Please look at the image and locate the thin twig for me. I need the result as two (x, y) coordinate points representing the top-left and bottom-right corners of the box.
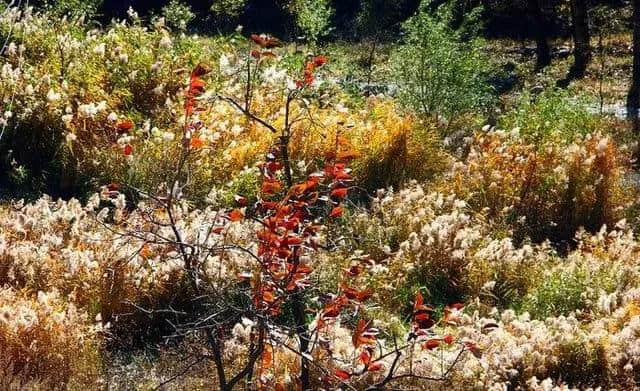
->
(152, 356), (205, 391)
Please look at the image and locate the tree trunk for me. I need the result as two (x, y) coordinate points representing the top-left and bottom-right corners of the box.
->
(569, 0), (591, 78)
(527, 0), (551, 70)
(627, 0), (640, 131)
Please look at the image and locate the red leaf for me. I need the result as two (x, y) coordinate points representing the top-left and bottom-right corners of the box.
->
(190, 78), (205, 89)
(250, 34), (263, 45)
(262, 346), (273, 369)
(117, 119), (134, 132)
(415, 312), (430, 323)
(423, 339), (440, 350)
(250, 34), (282, 48)
(262, 179), (282, 194)
(359, 348), (383, 372)
(331, 187), (348, 199)
(368, 362), (384, 372)
(352, 319), (376, 348)
(413, 292), (434, 312)
(322, 303), (342, 319)
(443, 335), (455, 345)
(334, 369), (351, 380)
(356, 289), (373, 302)
(414, 292), (424, 311)
(262, 289), (275, 303)
(284, 235), (303, 246)
(343, 286), (373, 302)
(313, 55), (328, 67)
(228, 209), (244, 222)
(123, 144), (133, 156)
(329, 206), (343, 218)
(359, 350), (371, 365)
(413, 292), (435, 329)
(265, 160), (283, 172)
(344, 264), (363, 277)
(304, 72), (314, 85)
(464, 340), (482, 358)
(261, 201), (278, 210)
(414, 312), (434, 329)
(106, 183), (120, 191)
(191, 63), (212, 78)
(304, 62), (316, 73)
(290, 182), (309, 196)
(190, 137), (204, 149)
(185, 101), (195, 116)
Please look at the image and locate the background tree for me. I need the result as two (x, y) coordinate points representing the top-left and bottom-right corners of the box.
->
(527, 0), (552, 70)
(356, 0), (420, 84)
(568, 0), (592, 79)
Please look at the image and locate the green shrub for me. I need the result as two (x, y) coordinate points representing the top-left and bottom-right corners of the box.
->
(289, 0), (334, 44)
(522, 267), (591, 319)
(499, 89), (611, 145)
(161, 0), (195, 31)
(0, 9), (212, 199)
(392, 1), (495, 128)
(522, 260), (622, 320)
(34, 0), (103, 18)
(210, 0), (246, 24)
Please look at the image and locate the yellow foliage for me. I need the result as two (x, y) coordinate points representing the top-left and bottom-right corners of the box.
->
(0, 288), (101, 388)
(442, 130), (636, 243)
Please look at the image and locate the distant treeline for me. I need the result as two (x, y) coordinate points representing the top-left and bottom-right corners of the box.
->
(29, 0), (631, 40)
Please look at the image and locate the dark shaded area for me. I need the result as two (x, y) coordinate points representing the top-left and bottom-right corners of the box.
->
(0, 123), (93, 201)
(82, 0), (418, 40)
(26, 0), (630, 41)
(100, 0), (294, 37)
(487, 62), (521, 95)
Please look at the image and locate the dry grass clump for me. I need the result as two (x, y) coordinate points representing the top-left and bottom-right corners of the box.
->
(0, 288), (102, 389)
(443, 128), (637, 244)
(340, 183), (546, 310)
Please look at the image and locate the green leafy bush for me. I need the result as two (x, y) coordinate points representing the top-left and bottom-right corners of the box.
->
(0, 9), (208, 199)
(522, 267), (592, 319)
(522, 256), (625, 320)
(289, 0), (334, 44)
(161, 0), (195, 31)
(210, 0), (246, 23)
(392, 1), (495, 127)
(499, 89), (612, 145)
(33, 0), (103, 18)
